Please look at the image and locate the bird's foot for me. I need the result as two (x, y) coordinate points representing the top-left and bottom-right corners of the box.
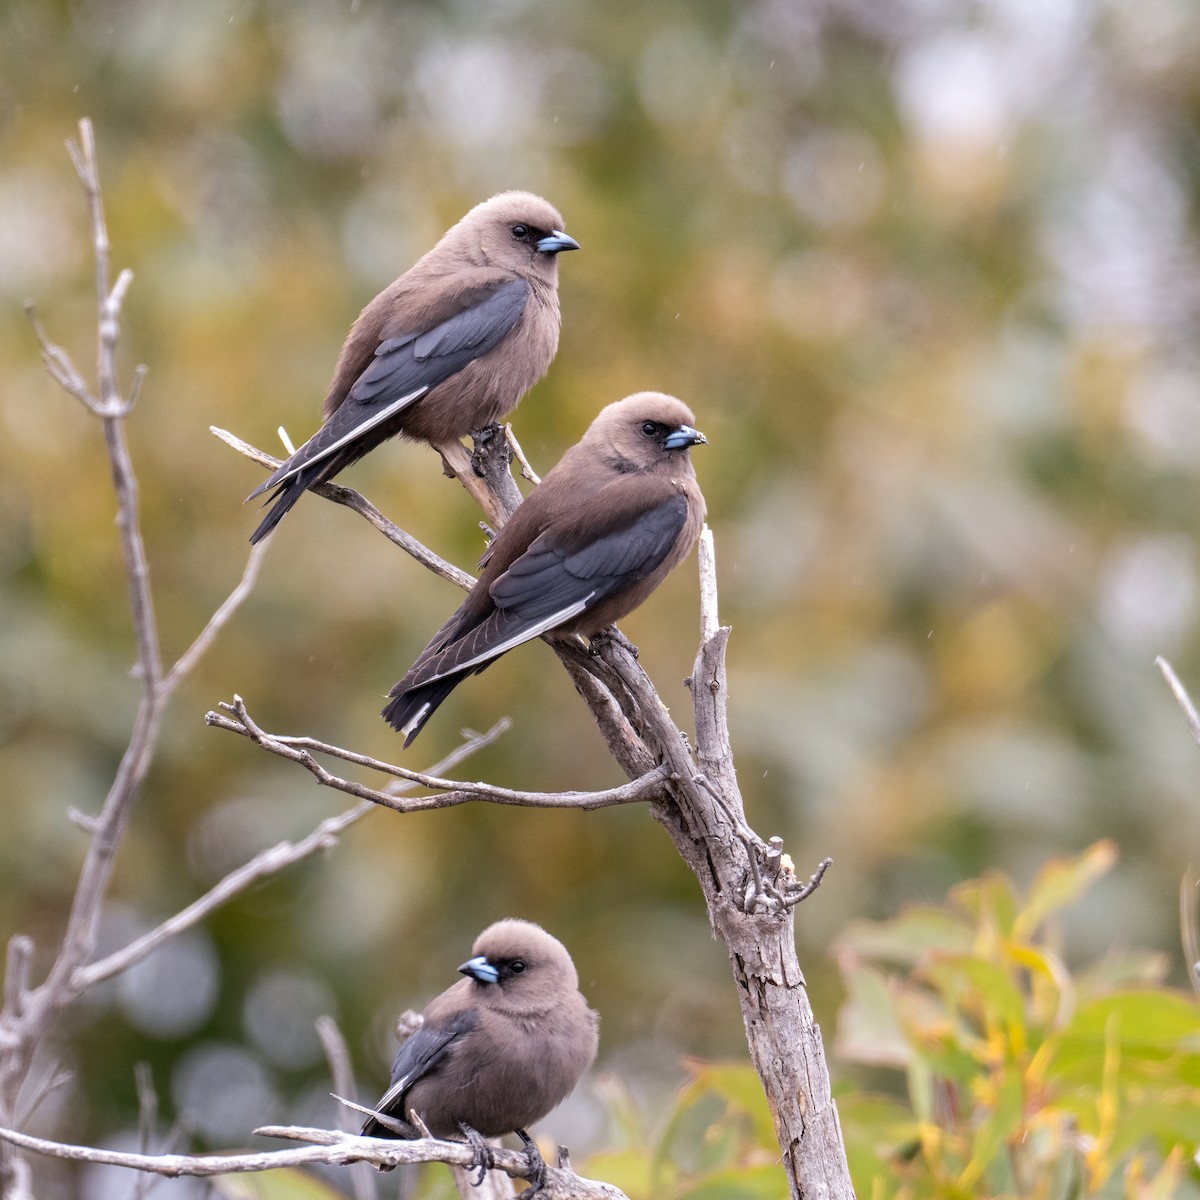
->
(515, 1129), (548, 1196)
(590, 626), (640, 660)
(457, 1122), (495, 1187)
(469, 423), (509, 478)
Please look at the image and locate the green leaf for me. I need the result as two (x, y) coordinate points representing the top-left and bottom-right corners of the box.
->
(656, 1082), (734, 1174)
(1002, 940), (1069, 1031)
(1050, 991), (1200, 1087)
(1013, 840), (1117, 939)
(924, 954), (1028, 1038)
(1106, 1095), (1200, 1162)
(213, 1170), (346, 1200)
(951, 871), (1018, 939)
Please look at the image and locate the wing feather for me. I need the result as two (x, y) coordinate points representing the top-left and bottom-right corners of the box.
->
(247, 277), (530, 501)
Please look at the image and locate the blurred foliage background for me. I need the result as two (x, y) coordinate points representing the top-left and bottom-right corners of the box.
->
(3, 0), (1200, 1195)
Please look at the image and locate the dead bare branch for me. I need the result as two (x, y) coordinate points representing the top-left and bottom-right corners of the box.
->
(205, 695), (671, 812)
(0, 1125), (628, 1199)
(211, 425), (475, 591)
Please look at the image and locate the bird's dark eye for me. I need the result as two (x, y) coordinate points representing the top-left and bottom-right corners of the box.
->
(510, 959), (526, 974)
(511, 224), (529, 239)
(641, 422), (658, 437)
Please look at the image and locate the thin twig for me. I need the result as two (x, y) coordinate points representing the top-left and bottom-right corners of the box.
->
(0, 1125), (628, 1197)
(162, 541), (270, 694)
(11, 1065), (71, 1131)
(206, 695), (671, 812)
(1, 125), (167, 1175)
(505, 423), (541, 485)
(212, 426), (474, 591)
(24, 303), (97, 413)
(782, 857), (833, 909)
(696, 527), (718, 643)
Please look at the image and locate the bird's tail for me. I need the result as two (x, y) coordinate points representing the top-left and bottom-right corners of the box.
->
(381, 672), (471, 747)
(360, 1111), (417, 1173)
(248, 476), (310, 544)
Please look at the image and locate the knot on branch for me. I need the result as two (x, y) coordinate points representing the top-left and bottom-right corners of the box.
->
(741, 838), (834, 914)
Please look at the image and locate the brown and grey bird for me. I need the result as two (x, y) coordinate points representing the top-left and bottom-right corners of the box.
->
(246, 191), (578, 543)
(382, 391), (707, 745)
(361, 919), (599, 1187)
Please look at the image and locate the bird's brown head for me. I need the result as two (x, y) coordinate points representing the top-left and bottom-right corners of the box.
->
(583, 391), (708, 475)
(458, 918), (580, 1015)
(445, 191), (578, 282)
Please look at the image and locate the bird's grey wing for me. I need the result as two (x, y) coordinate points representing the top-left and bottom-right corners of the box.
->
(248, 277), (530, 497)
(366, 1009), (479, 1125)
(417, 493), (691, 681)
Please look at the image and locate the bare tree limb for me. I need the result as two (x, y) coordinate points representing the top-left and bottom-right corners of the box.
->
(205, 696), (671, 813)
(433, 433), (521, 532)
(0, 1125), (628, 1199)
(211, 425), (474, 591)
(1, 944), (31, 1027)
(2, 120), (167, 1193)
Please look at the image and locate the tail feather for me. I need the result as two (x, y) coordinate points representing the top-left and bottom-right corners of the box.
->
(248, 477), (309, 543)
(382, 672), (472, 747)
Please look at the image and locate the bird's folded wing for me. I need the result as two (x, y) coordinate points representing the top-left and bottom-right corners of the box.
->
(368, 1010), (478, 1121)
(414, 493), (691, 682)
(248, 277), (530, 497)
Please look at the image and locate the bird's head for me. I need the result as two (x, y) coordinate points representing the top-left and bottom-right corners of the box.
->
(458, 918), (580, 1014)
(453, 191), (579, 279)
(584, 392), (707, 474)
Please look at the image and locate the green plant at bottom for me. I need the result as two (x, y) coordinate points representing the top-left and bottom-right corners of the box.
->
(832, 841), (1200, 1199)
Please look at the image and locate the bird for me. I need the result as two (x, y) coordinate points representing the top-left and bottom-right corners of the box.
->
(246, 191), (579, 543)
(382, 391), (707, 745)
(360, 918), (599, 1189)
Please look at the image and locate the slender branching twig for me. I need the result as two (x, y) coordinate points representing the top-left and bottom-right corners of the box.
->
(205, 696), (672, 813)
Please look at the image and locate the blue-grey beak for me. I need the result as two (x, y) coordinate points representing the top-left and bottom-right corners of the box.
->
(459, 955), (500, 985)
(664, 423), (707, 450)
(536, 229), (580, 255)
